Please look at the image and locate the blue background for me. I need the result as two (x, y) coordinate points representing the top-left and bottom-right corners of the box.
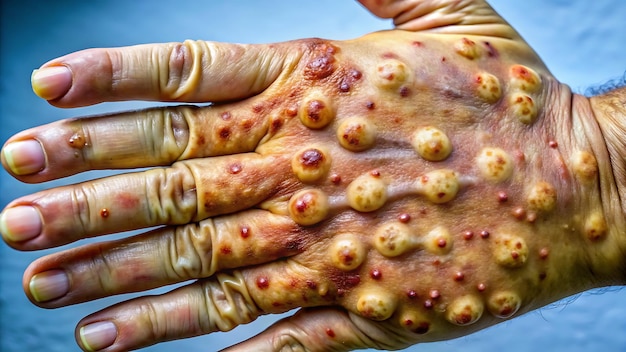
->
(1, 1), (626, 351)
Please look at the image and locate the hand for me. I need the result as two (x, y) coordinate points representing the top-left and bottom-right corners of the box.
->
(2, 1), (626, 351)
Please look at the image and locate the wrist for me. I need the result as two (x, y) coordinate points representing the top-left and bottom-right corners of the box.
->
(583, 90), (626, 285)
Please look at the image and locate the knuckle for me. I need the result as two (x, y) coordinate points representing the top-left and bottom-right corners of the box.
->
(198, 272), (259, 333)
(146, 163), (197, 223)
(271, 331), (308, 352)
(168, 221), (216, 279)
(69, 185), (92, 236)
(150, 107), (191, 161)
(159, 40), (203, 99)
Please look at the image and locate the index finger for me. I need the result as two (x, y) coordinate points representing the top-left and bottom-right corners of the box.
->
(32, 40), (295, 107)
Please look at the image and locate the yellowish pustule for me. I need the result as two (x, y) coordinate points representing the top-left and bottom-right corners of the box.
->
(445, 294), (484, 326)
(356, 289), (398, 321)
(492, 233), (529, 268)
(510, 93), (538, 124)
(416, 169), (460, 204)
(374, 58), (409, 89)
(475, 72), (502, 103)
(336, 116), (377, 152)
(509, 64), (542, 93)
(299, 91), (335, 129)
(329, 233), (367, 271)
(527, 181), (557, 213)
(476, 147), (514, 182)
(287, 189), (330, 226)
(346, 172), (388, 212)
(411, 126), (453, 161)
(373, 222), (415, 257)
(291, 146), (332, 183)
(487, 290), (522, 319)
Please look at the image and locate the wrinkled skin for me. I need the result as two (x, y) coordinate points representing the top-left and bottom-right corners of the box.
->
(2, 1), (626, 351)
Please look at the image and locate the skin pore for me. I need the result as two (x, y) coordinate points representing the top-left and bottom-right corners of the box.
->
(1, 1), (626, 351)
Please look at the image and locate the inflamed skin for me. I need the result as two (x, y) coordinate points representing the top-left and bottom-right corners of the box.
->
(1, 1), (626, 351)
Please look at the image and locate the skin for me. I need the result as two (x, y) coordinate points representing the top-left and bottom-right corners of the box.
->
(1, 0), (626, 351)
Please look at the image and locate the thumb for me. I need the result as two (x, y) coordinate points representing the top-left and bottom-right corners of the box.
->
(357, 0), (519, 39)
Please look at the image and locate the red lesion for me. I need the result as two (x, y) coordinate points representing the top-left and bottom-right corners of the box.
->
(117, 193), (139, 209)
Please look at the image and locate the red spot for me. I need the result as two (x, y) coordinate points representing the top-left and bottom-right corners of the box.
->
(437, 238), (447, 248)
(370, 269), (383, 280)
(480, 230), (490, 239)
(432, 259), (441, 266)
(511, 251), (520, 260)
(399, 213), (411, 223)
(218, 127), (231, 139)
(240, 226), (251, 238)
(404, 319), (414, 326)
(549, 140), (558, 148)
(117, 194), (139, 209)
(329, 271), (361, 292)
(229, 163), (242, 174)
(295, 198), (309, 213)
(305, 100), (326, 123)
(512, 207), (526, 220)
(272, 301), (282, 307)
(325, 328), (336, 338)
(430, 290), (440, 299)
(382, 52), (397, 59)
(399, 86), (410, 97)
(483, 41), (498, 57)
(424, 300), (433, 309)
(306, 280), (318, 290)
(271, 118), (284, 133)
(304, 41), (337, 80)
(437, 192), (446, 199)
(330, 174), (342, 184)
(412, 41), (424, 47)
(441, 56), (447, 62)
(366, 101), (376, 110)
(413, 322), (430, 334)
(539, 248), (549, 260)
(100, 208), (109, 218)
(539, 272), (547, 281)
(300, 149), (324, 167)
(285, 106), (298, 117)
(497, 191), (508, 203)
(477, 283), (486, 292)
(463, 231), (474, 240)
(220, 111), (232, 120)
(252, 103), (264, 114)
(241, 119), (253, 131)
(197, 135), (206, 145)
(256, 276), (270, 289)
(407, 290), (418, 299)
(339, 81), (351, 92)
(220, 246), (232, 255)
(370, 170), (381, 177)
(526, 212), (537, 223)
(454, 272), (465, 282)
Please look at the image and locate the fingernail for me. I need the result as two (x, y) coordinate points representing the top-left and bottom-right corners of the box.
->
(0, 206), (42, 242)
(29, 270), (69, 302)
(31, 66), (72, 100)
(80, 321), (117, 352)
(3, 140), (46, 175)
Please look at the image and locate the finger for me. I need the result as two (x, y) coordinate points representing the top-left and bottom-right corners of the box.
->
(357, 0), (519, 38)
(73, 262), (326, 352)
(31, 40), (294, 106)
(2, 100), (278, 182)
(223, 308), (398, 352)
(224, 305), (484, 351)
(1, 153), (287, 249)
(23, 210), (309, 307)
